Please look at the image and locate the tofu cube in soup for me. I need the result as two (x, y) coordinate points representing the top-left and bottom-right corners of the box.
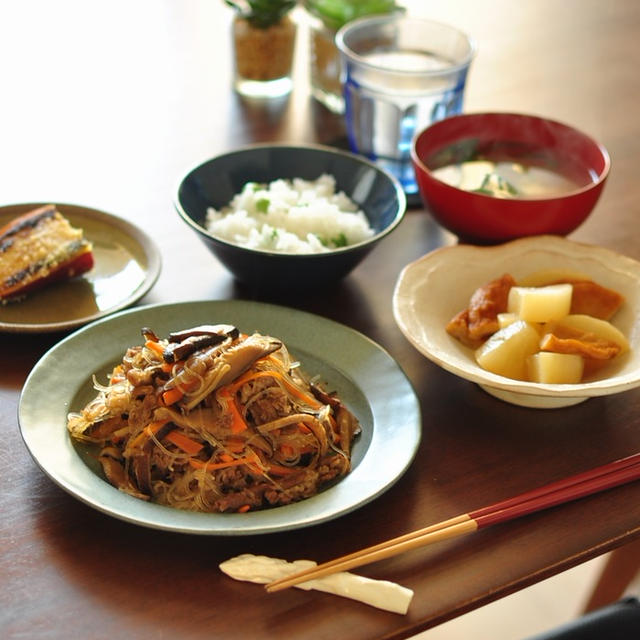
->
(475, 320), (540, 380)
(507, 284), (573, 323)
(527, 352), (584, 384)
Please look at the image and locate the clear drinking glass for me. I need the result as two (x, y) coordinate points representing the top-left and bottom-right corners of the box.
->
(336, 15), (475, 194)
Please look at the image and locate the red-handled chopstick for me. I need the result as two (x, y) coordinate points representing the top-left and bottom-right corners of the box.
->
(265, 452), (640, 592)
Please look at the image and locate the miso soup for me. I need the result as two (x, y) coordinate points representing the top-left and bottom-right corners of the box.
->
(427, 139), (595, 199)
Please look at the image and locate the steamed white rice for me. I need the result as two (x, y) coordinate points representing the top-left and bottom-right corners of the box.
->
(205, 174), (374, 254)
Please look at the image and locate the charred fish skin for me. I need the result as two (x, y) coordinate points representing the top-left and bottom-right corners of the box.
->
(0, 205), (94, 302)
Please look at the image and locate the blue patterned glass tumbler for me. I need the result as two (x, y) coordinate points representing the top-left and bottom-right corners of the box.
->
(336, 15), (475, 195)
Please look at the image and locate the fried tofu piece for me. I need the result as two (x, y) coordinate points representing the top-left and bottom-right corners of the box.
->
(446, 308), (478, 348)
(446, 274), (516, 347)
(565, 280), (625, 320)
(540, 325), (621, 360)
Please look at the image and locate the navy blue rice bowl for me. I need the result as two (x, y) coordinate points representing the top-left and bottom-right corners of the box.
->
(174, 144), (406, 290)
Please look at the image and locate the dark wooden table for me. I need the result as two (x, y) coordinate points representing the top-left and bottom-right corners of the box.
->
(2, 1), (639, 638)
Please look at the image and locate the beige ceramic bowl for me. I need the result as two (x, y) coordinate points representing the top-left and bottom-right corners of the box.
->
(393, 236), (640, 408)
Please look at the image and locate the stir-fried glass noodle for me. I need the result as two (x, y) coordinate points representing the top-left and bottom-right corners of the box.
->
(67, 324), (361, 513)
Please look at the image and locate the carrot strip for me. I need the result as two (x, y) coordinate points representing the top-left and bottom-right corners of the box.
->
(162, 378), (201, 406)
(162, 387), (184, 406)
(145, 420), (170, 436)
(109, 365), (125, 384)
(217, 388), (248, 433)
(145, 339), (165, 358)
(164, 430), (204, 455)
(237, 504), (251, 513)
(128, 419), (170, 450)
(229, 402), (247, 434)
(161, 361), (174, 374)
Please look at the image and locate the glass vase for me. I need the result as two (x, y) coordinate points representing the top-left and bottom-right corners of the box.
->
(232, 15), (297, 98)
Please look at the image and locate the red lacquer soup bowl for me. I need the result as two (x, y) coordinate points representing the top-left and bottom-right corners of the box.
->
(411, 113), (610, 244)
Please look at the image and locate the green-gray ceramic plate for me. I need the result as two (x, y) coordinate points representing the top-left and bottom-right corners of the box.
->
(19, 300), (421, 535)
(0, 203), (161, 333)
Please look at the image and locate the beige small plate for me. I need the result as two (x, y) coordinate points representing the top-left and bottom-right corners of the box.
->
(0, 203), (161, 333)
(393, 235), (640, 408)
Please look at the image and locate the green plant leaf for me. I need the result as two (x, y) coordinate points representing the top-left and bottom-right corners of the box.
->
(226, 0), (296, 28)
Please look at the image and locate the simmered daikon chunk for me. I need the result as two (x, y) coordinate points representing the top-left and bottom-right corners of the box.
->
(498, 313), (547, 338)
(527, 352), (584, 384)
(507, 284), (573, 323)
(475, 320), (540, 380)
(497, 312), (518, 329)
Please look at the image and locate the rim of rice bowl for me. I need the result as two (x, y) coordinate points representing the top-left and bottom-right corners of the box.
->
(175, 145), (406, 258)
